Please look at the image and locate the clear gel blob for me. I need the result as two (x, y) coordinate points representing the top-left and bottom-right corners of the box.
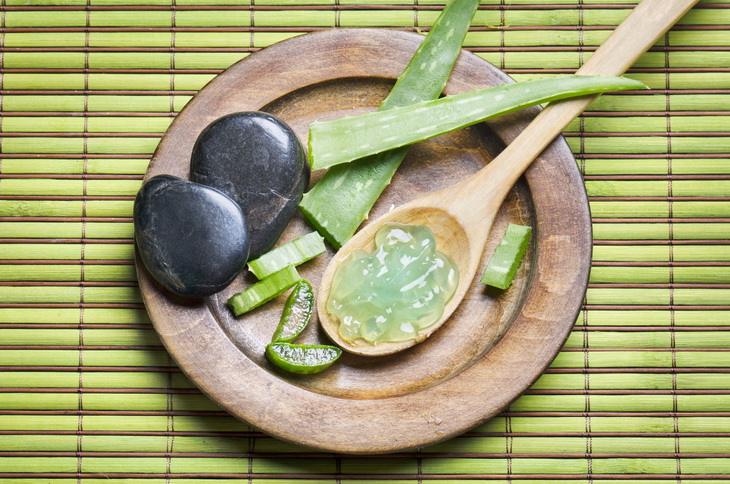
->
(326, 223), (459, 344)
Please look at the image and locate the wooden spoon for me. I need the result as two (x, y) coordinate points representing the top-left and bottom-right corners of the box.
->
(318, 0), (700, 357)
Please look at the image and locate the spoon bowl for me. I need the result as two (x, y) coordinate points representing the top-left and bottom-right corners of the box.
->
(317, 0), (700, 357)
(318, 205), (475, 356)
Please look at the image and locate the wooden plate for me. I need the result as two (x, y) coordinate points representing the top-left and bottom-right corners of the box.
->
(138, 28), (591, 454)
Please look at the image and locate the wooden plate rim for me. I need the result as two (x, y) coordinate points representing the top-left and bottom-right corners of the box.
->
(137, 28), (592, 454)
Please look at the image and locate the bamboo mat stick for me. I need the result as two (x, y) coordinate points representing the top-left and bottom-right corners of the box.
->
(1, 371), (194, 389)
(588, 94), (730, 111)
(0, 179), (141, 196)
(0, 328), (160, 346)
(0, 349), (171, 367)
(0, 243), (134, 260)
(553, 351), (730, 369)
(593, 245), (730, 261)
(590, 201), (730, 217)
(0, 222), (134, 238)
(564, 331), (730, 348)
(477, 414), (730, 433)
(3, 95), (191, 112)
(534, 372), (730, 390)
(0, 286), (142, 304)
(586, 180), (730, 197)
(0, 265), (136, 282)
(2, 117), (172, 132)
(589, 266), (730, 284)
(0, 200), (134, 217)
(0, 414), (250, 432)
(593, 222), (730, 240)
(586, 287), (730, 305)
(0, 159), (149, 175)
(2, 138), (160, 154)
(577, 309), (730, 326)
(0, 308), (148, 324)
(567, 115), (730, 132)
(568, 136), (730, 154)
(583, 158), (730, 175)
(0, 7), (694, 29)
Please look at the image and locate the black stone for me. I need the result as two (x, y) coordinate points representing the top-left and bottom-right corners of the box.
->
(134, 175), (250, 298)
(191, 111), (309, 259)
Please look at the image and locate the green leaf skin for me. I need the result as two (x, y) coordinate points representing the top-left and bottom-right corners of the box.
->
(309, 75), (648, 171)
(480, 224), (533, 290)
(227, 264), (301, 317)
(247, 231), (326, 280)
(299, 0), (480, 249)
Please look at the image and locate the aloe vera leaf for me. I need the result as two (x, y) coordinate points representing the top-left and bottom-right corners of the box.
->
(247, 231), (326, 280)
(480, 224), (532, 290)
(310, 75), (647, 171)
(299, 0), (480, 249)
(227, 264), (301, 317)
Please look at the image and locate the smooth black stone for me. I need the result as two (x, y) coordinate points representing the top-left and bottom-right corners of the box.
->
(134, 175), (250, 298)
(190, 111), (309, 259)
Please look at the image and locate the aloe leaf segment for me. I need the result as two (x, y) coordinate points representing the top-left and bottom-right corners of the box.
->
(227, 264), (301, 317)
(299, 0), (480, 248)
(247, 231), (326, 280)
(271, 280), (315, 343)
(309, 75), (647, 171)
(480, 224), (533, 290)
(266, 343), (342, 374)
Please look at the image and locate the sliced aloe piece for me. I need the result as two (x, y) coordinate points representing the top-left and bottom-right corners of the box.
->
(309, 75), (647, 171)
(247, 231), (326, 280)
(227, 265), (301, 317)
(266, 342), (342, 374)
(271, 280), (314, 343)
(299, 0), (481, 248)
(480, 224), (532, 290)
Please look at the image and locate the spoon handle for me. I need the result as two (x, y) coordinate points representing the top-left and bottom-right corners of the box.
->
(462, 0), (700, 212)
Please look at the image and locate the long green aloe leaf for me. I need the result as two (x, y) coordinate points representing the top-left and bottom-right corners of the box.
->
(309, 75), (647, 171)
(299, 0), (480, 249)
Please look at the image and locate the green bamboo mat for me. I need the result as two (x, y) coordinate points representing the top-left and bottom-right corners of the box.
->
(2, 0), (730, 481)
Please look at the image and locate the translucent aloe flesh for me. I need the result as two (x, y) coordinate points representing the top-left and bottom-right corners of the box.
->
(309, 75), (647, 171)
(298, 0), (481, 249)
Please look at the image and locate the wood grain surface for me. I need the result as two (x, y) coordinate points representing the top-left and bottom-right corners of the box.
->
(136, 28), (591, 454)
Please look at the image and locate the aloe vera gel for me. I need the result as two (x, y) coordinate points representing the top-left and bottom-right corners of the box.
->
(326, 223), (459, 344)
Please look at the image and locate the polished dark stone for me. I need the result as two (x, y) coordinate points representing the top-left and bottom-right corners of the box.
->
(134, 175), (250, 297)
(191, 111), (309, 259)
